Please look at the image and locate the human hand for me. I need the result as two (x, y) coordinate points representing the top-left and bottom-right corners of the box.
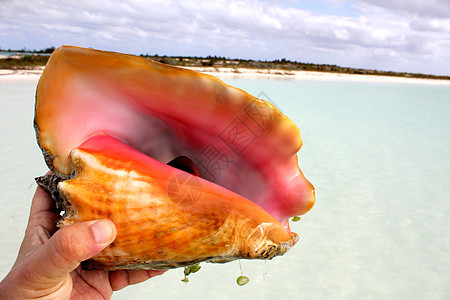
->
(0, 186), (165, 299)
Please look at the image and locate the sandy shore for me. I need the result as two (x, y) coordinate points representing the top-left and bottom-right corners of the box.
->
(0, 67), (44, 81)
(1, 66), (449, 85)
(183, 67), (450, 85)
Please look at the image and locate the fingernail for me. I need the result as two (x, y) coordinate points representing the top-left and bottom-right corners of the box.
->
(91, 220), (114, 244)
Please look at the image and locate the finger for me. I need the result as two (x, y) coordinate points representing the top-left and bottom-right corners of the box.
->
(22, 219), (116, 290)
(16, 225), (51, 263)
(110, 269), (166, 291)
(18, 187), (60, 258)
(30, 186), (55, 216)
(28, 186), (60, 234)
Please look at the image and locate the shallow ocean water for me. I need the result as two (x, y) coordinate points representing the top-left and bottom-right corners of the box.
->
(0, 74), (449, 299)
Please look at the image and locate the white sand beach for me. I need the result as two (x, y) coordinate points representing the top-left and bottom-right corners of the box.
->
(185, 67), (450, 85)
(0, 67), (44, 81)
(1, 66), (449, 85)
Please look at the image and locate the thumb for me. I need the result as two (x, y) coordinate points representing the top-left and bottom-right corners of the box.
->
(26, 219), (116, 288)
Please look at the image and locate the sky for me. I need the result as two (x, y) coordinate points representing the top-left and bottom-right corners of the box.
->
(0, 0), (449, 75)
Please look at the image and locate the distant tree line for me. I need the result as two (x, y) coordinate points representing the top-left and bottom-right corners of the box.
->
(141, 54), (450, 80)
(0, 46), (55, 53)
(0, 46), (448, 80)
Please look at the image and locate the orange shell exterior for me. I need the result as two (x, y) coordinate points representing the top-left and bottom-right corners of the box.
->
(58, 134), (297, 269)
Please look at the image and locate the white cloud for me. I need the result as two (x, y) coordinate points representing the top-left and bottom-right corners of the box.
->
(351, 0), (450, 18)
(0, 0), (449, 75)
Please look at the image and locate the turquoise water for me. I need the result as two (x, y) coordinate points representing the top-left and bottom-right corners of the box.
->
(0, 75), (449, 299)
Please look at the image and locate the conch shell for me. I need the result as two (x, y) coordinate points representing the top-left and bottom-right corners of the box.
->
(34, 46), (315, 270)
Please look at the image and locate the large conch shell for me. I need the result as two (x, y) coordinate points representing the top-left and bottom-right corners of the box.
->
(34, 46), (315, 270)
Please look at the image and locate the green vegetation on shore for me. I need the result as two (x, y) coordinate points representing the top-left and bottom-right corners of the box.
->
(142, 54), (450, 80)
(0, 55), (49, 69)
(1, 47), (449, 80)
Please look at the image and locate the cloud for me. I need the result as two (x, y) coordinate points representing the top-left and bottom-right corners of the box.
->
(351, 0), (450, 18)
(0, 0), (449, 75)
